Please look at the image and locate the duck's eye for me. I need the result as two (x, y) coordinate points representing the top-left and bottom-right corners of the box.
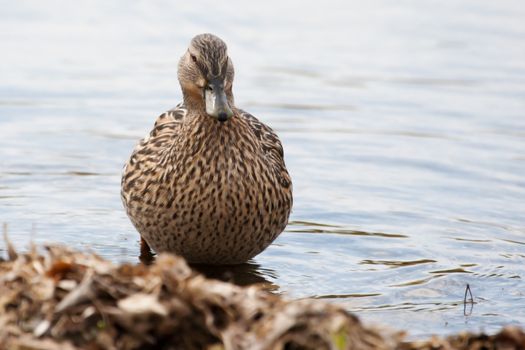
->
(190, 54), (197, 62)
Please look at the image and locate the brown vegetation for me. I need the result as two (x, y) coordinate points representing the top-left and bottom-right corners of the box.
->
(0, 241), (523, 350)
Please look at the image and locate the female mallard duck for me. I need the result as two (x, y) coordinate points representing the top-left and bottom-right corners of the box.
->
(121, 34), (293, 264)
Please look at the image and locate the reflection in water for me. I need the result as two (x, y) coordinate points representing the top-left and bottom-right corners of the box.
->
(288, 221), (408, 238)
(463, 284), (474, 317)
(140, 252), (278, 290)
(138, 238), (277, 289)
(313, 293), (382, 299)
(429, 268), (473, 274)
(389, 277), (436, 288)
(192, 262), (278, 291)
(359, 259), (437, 268)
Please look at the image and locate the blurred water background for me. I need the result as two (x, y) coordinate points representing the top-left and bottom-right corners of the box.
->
(1, 0), (524, 338)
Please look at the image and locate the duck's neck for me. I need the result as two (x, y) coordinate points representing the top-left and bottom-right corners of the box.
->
(182, 90), (207, 116)
(174, 107), (244, 164)
(182, 107), (237, 136)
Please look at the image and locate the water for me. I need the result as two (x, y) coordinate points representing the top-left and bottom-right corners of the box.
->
(1, 0), (524, 338)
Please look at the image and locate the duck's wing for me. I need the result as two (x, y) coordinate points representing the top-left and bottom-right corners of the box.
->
(126, 104), (186, 165)
(121, 104), (186, 202)
(238, 109), (292, 190)
(153, 104), (187, 128)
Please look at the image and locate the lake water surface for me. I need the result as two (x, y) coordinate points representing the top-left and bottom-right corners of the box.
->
(1, 0), (524, 338)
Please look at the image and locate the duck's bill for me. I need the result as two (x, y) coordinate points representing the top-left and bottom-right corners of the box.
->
(205, 80), (233, 122)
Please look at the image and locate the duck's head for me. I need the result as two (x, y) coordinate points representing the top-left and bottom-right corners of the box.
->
(178, 34), (235, 122)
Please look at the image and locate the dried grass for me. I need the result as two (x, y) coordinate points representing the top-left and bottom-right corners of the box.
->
(0, 242), (523, 350)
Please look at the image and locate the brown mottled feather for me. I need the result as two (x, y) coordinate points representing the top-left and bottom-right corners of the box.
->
(121, 35), (292, 264)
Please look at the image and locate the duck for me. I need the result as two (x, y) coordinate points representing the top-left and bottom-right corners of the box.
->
(121, 33), (293, 265)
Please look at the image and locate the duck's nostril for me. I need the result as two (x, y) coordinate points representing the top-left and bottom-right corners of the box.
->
(218, 112), (228, 122)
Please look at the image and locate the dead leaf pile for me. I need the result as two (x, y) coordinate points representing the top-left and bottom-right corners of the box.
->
(0, 244), (390, 350)
(0, 243), (524, 350)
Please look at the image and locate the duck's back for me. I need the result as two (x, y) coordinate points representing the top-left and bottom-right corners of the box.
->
(121, 106), (292, 264)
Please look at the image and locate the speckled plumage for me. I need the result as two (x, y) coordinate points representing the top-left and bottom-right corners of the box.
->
(121, 34), (292, 264)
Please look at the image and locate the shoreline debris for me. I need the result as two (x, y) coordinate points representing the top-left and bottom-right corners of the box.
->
(1, 244), (524, 350)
